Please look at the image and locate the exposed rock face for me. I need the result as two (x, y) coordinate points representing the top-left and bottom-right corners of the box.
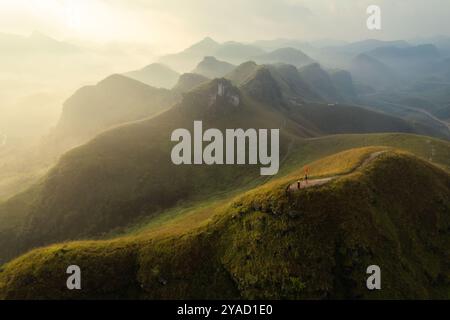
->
(216, 80), (240, 107)
(177, 78), (242, 119)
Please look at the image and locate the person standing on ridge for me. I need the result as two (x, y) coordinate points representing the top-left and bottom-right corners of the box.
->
(304, 166), (309, 185)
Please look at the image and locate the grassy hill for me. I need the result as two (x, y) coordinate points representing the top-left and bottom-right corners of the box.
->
(0, 148), (448, 299)
(2, 36), (450, 300)
(0, 79), (294, 264)
(117, 133), (450, 238)
(0, 74), (444, 265)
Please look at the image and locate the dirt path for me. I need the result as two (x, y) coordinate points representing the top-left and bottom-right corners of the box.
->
(288, 151), (385, 191)
(288, 177), (333, 191)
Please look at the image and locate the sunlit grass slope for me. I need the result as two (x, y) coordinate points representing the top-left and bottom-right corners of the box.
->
(1, 148), (449, 299)
(0, 72), (430, 265)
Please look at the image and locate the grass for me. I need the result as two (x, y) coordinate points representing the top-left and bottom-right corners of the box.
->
(105, 146), (408, 241)
(1, 147), (449, 299)
(1, 128), (450, 266)
(1, 76), (450, 282)
(283, 133), (450, 174)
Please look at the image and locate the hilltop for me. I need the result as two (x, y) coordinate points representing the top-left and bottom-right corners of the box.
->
(0, 149), (448, 299)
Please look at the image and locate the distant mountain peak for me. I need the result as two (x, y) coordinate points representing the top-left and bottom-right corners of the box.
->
(224, 61), (260, 86)
(193, 56), (235, 78)
(124, 63), (179, 88)
(173, 73), (209, 93)
(98, 73), (137, 86)
(238, 60), (258, 68)
(354, 53), (374, 61)
(187, 37), (220, 53)
(201, 36), (218, 44)
(300, 62), (322, 71)
(241, 66), (284, 107)
(254, 47), (314, 68)
(141, 62), (174, 70)
(272, 47), (303, 53)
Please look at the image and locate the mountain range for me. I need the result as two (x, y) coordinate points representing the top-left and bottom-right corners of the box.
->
(0, 35), (450, 299)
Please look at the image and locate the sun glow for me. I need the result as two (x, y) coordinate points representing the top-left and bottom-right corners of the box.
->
(0, 0), (122, 42)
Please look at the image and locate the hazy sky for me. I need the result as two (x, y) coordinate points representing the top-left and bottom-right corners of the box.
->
(1, 0), (450, 52)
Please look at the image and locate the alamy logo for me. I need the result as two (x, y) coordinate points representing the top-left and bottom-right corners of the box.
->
(366, 265), (381, 290)
(367, 5), (381, 30)
(66, 265), (81, 290)
(170, 121), (279, 175)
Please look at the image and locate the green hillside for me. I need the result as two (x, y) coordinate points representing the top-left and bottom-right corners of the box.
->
(0, 74), (445, 265)
(0, 79), (293, 264)
(1, 149), (448, 299)
(119, 134), (450, 238)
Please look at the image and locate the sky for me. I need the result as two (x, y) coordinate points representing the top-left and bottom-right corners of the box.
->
(1, 0), (450, 52)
